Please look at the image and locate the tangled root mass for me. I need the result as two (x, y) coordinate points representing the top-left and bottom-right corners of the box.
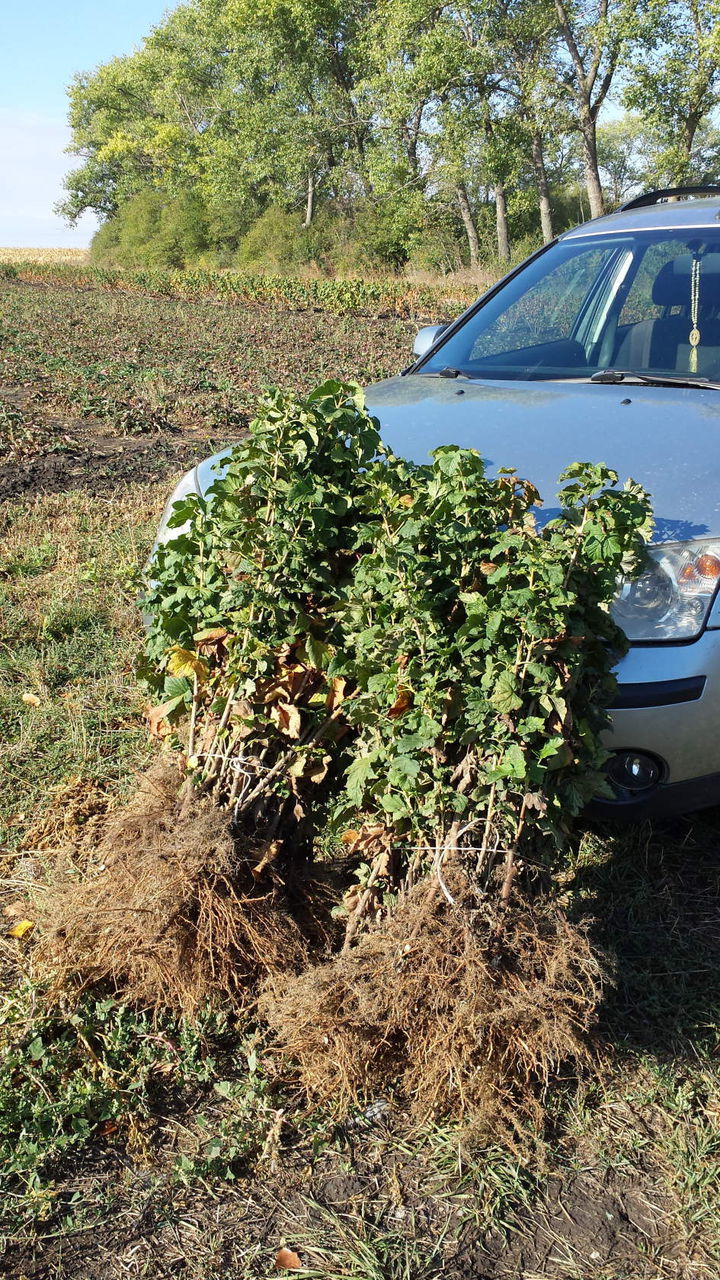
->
(262, 871), (607, 1131)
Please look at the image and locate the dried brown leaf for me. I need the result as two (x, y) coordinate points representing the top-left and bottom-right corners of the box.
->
(276, 1248), (302, 1270)
(194, 627), (229, 644)
(272, 702), (302, 739)
(147, 700), (179, 739)
(305, 754), (331, 784)
(387, 687), (413, 719)
(326, 675), (347, 711)
(3, 901), (26, 918)
(523, 791), (548, 814)
(194, 627), (230, 655)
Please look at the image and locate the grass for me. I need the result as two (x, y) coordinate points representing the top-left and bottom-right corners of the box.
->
(289, 1201), (452, 1279)
(0, 487), (158, 851)
(1, 277), (719, 1278)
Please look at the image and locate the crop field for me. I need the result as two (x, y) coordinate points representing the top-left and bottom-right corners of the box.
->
(0, 248), (89, 265)
(0, 274), (415, 502)
(1, 273), (720, 1280)
(3, 258), (482, 319)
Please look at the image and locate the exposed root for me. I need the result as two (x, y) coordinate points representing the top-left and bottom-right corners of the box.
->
(33, 764), (310, 1015)
(261, 870), (607, 1132)
(27, 767), (609, 1136)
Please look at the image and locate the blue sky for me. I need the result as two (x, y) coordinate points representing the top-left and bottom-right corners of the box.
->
(0, 1), (171, 246)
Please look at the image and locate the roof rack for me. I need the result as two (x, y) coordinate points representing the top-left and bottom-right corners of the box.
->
(619, 185), (720, 212)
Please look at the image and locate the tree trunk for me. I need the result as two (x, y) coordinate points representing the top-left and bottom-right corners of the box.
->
(495, 183), (511, 262)
(531, 131), (554, 242)
(303, 172), (315, 228)
(456, 182), (480, 267)
(680, 111), (702, 183)
(579, 118), (604, 218)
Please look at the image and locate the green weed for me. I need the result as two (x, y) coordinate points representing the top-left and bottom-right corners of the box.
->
(293, 1201), (451, 1279)
(0, 986), (273, 1242)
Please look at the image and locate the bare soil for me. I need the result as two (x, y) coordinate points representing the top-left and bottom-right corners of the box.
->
(7, 1125), (695, 1280)
(0, 387), (241, 503)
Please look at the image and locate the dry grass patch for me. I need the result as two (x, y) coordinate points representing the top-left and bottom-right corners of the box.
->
(0, 484), (164, 850)
(17, 775), (117, 854)
(0, 484), (160, 624)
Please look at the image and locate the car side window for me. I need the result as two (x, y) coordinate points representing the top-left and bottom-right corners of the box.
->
(470, 248), (613, 358)
(618, 242), (688, 325)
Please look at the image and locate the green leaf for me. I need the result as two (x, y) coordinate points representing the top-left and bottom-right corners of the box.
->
(387, 755), (422, 787)
(302, 634), (330, 671)
(345, 754), (376, 806)
(489, 670), (522, 713)
(27, 1037), (45, 1062)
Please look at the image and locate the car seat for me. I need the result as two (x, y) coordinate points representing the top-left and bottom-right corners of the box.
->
(613, 253), (720, 375)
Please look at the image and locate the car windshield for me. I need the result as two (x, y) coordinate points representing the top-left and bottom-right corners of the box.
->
(419, 229), (720, 382)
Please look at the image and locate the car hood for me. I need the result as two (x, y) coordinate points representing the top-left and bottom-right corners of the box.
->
(195, 375), (720, 543)
(364, 375), (720, 542)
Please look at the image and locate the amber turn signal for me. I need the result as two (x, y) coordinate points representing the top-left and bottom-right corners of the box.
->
(695, 553), (720, 579)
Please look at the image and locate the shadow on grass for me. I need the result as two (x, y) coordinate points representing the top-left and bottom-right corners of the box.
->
(574, 808), (720, 1056)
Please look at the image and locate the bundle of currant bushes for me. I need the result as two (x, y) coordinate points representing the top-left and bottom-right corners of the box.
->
(143, 380), (651, 938)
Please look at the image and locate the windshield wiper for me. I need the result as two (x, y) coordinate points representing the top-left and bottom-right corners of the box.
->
(590, 368), (720, 390)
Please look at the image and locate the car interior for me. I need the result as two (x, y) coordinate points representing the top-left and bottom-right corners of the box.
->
(420, 232), (720, 382)
(613, 253), (720, 376)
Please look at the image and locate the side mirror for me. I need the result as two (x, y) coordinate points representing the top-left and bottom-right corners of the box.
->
(413, 324), (448, 359)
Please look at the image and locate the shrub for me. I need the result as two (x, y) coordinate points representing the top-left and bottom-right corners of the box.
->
(235, 205), (330, 271)
(143, 380), (651, 912)
(35, 381), (651, 1129)
(91, 190), (210, 269)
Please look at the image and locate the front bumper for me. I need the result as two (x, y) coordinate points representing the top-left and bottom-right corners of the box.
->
(598, 628), (720, 817)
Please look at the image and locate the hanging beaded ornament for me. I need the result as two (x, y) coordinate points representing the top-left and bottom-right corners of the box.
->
(689, 256), (701, 373)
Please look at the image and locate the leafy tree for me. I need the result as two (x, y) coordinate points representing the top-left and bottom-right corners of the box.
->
(363, 0), (524, 264)
(596, 115), (646, 205)
(624, 0), (720, 184)
(59, 0), (720, 270)
(493, 0), (564, 242)
(552, 0), (636, 217)
(60, 0), (370, 240)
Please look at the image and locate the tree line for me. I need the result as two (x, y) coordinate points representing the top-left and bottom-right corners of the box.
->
(60, 0), (720, 273)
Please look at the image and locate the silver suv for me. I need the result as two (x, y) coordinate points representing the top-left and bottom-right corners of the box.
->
(155, 186), (720, 819)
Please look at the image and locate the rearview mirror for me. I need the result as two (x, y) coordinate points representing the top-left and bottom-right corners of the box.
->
(413, 324), (448, 359)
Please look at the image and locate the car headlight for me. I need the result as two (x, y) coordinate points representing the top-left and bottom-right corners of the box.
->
(612, 540), (720, 641)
